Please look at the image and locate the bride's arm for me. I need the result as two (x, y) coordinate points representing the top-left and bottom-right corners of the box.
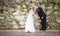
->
(33, 13), (40, 19)
(33, 13), (41, 22)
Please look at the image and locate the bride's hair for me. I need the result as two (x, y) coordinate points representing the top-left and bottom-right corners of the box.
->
(27, 2), (38, 13)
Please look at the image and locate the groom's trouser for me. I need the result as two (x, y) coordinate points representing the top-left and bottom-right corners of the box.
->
(40, 16), (47, 30)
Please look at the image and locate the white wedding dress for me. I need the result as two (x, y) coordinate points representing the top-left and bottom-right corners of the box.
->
(25, 9), (35, 32)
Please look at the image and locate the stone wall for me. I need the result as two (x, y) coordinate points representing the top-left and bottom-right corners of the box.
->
(0, 0), (60, 30)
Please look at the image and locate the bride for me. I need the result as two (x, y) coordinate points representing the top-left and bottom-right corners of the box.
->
(25, 5), (38, 33)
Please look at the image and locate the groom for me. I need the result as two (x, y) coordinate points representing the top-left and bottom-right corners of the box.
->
(37, 7), (47, 31)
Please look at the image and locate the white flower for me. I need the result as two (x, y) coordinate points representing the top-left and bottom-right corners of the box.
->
(0, 17), (4, 19)
(23, 5), (26, 8)
(13, 9), (20, 16)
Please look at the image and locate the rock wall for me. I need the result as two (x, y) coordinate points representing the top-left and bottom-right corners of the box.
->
(0, 0), (60, 30)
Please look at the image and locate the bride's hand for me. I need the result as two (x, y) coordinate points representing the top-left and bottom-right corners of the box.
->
(37, 17), (40, 19)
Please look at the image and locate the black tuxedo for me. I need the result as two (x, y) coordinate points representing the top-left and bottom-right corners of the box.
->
(37, 7), (47, 31)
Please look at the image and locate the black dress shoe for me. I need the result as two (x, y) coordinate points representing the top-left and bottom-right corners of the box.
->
(43, 30), (46, 31)
(39, 29), (43, 31)
(39, 29), (46, 31)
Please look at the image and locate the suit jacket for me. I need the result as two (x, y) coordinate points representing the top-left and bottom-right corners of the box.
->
(37, 7), (47, 26)
(37, 7), (46, 18)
